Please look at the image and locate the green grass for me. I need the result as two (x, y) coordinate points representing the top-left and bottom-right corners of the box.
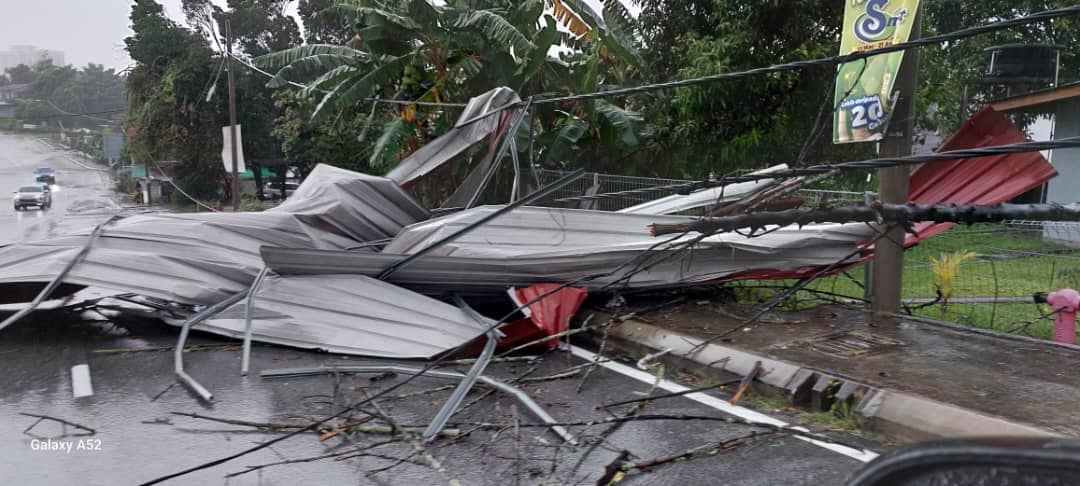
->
(732, 224), (1080, 341)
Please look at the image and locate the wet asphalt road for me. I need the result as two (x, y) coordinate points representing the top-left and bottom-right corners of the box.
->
(0, 132), (117, 245)
(0, 132), (877, 485)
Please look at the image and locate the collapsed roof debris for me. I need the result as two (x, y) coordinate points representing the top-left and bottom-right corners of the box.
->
(202, 274), (490, 359)
(0, 88), (1061, 412)
(617, 164), (787, 215)
(261, 215), (874, 295)
(386, 87), (522, 188)
(0, 164), (429, 306)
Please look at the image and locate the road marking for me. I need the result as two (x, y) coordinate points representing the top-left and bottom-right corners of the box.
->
(568, 345), (879, 463)
(61, 154), (108, 172)
(35, 138), (108, 172)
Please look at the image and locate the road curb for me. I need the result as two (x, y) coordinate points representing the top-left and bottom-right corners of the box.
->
(36, 138), (109, 172)
(593, 318), (1062, 442)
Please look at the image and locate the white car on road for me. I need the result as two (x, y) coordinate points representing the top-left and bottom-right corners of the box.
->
(13, 184), (52, 211)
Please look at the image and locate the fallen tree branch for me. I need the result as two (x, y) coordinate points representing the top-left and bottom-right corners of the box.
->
(729, 361), (763, 405)
(437, 414), (867, 452)
(651, 203), (1080, 237)
(624, 430), (779, 475)
(225, 439), (403, 478)
(169, 412), (307, 431)
(21, 413), (96, 435)
(596, 379), (741, 410)
(94, 344), (240, 355)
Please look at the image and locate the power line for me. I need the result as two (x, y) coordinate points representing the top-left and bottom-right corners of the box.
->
(42, 99), (118, 122)
(20, 107), (126, 121)
(224, 52), (468, 107)
(550, 136), (1080, 204)
(649, 202), (1080, 237)
(532, 5), (1080, 105)
(225, 6), (1079, 129)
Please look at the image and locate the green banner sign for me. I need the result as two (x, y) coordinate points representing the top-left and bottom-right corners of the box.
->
(833, 0), (920, 144)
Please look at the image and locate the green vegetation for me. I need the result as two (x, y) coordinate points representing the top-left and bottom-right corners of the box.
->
(731, 224), (1080, 340)
(257, 0), (646, 180)
(2, 60), (126, 130)
(117, 1), (1080, 200)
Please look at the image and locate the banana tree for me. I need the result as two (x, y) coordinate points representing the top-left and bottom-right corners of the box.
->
(257, 0), (648, 175)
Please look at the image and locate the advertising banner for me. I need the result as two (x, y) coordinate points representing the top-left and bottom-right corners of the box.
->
(834, 0), (920, 144)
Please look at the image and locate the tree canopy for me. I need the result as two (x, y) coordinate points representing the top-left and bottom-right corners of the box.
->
(6, 60), (126, 129)
(119, 0), (1080, 202)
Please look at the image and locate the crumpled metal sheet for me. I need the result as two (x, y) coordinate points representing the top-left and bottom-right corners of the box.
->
(906, 107), (1058, 243)
(385, 87), (521, 187)
(381, 205), (874, 259)
(0, 164), (428, 305)
(617, 164), (787, 215)
(261, 210), (873, 295)
(198, 274), (487, 359)
(0, 245), (254, 305)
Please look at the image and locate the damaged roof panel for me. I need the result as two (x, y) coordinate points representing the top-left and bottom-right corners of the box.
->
(264, 219), (872, 295)
(0, 164), (429, 306)
(907, 107), (1058, 242)
(617, 164), (787, 215)
(382, 205), (874, 259)
(386, 87), (521, 187)
(201, 274), (487, 359)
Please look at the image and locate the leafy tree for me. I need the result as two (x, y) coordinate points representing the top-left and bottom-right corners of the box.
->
(125, 0), (226, 198)
(635, 0), (1080, 185)
(11, 59), (126, 128)
(298, 0), (355, 44)
(920, 0), (1079, 131)
(124, 0), (303, 199)
(634, 0), (875, 182)
(271, 89), (372, 172)
(257, 0), (647, 180)
(4, 64), (35, 84)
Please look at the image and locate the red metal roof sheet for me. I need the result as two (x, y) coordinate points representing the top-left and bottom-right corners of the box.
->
(717, 106), (1057, 282)
(906, 107), (1058, 243)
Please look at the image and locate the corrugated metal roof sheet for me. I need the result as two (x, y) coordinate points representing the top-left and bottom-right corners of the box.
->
(199, 274), (487, 359)
(386, 87), (521, 187)
(907, 107), (1058, 243)
(0, 164), (429, 306)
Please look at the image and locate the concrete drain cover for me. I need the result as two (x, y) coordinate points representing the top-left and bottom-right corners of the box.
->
(802, 331), (904, 358)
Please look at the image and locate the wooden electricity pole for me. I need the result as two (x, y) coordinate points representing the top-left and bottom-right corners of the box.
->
(871, 8), (921, 314)
(225, 20), (240, 212)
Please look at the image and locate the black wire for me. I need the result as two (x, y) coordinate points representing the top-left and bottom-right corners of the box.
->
(232, 7), (1079, 130)
(20, 108), (127, 121)
(531, 6), (1080, 105)
(551, 136), (1080, 204)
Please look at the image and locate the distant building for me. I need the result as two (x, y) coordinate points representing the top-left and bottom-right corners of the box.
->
(991, 82), (1080, 205)
(0, 83), (30, 101)
(0, 45), (65, 72)
(991, 82), (1080, 246)
(0, 101), (15, 118)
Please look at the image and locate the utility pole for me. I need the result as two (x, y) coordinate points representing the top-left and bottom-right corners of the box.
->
(871, 8), (921, 314)
(225, 20), (240, 212)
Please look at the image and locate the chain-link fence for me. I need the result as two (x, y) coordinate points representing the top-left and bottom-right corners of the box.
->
(535, 169), (695, 211)
(799, 221), (1080, 339)
(529, 170), (1079, 341)
(535, 170), (868, 212)
(896, 221), (1080, 337)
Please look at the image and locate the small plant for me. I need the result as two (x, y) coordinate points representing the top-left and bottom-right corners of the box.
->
(929, 250), (979, 313)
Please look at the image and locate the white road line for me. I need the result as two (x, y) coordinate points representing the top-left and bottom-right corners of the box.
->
(35, 138), (108, 172)
(61, 154), (108, 172)
(568, 345), (879, 463)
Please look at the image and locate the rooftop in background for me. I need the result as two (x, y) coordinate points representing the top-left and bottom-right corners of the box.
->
(990, 82), (1080, 112)
(0, 83), (30, 101)
(0, 45), (64, 72)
